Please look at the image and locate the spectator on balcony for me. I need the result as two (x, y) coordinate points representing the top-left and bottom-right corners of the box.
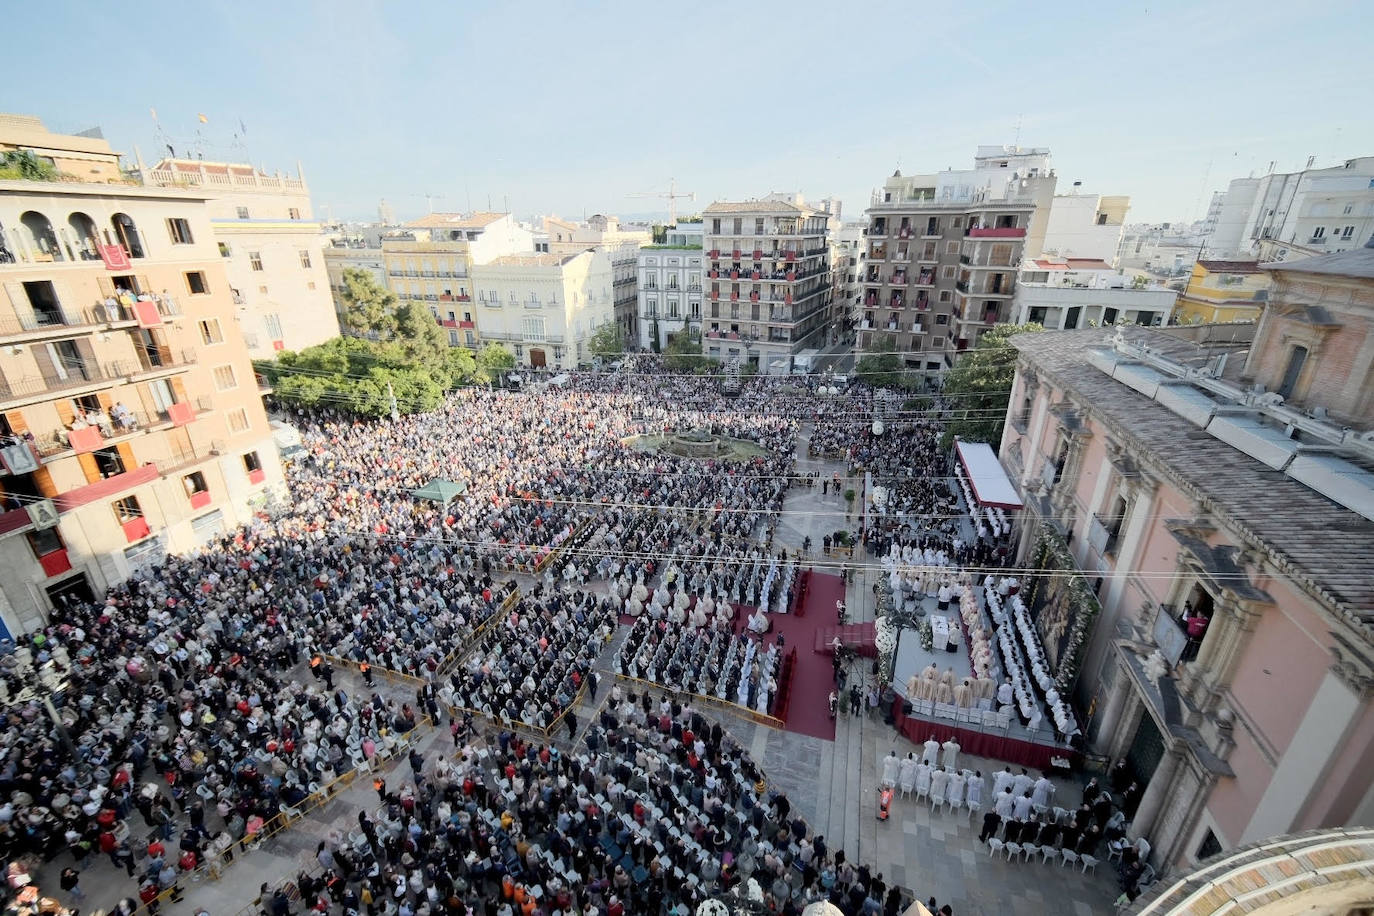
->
(113, 402), (136, 431)
(1183, 607), (1210, 660)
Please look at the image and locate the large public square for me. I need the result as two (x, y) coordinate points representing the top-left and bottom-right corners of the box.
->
(7, 363), (1130, 916)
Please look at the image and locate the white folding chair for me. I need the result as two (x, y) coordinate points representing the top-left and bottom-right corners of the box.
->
(987, 838), (1005, 858)
(1040, 846), (1061, 866)
(1060, 849), (1081, 869)
(1004, 841), (1023, 862)
(1020, 843), (1040, 863)
(1052, 806), (1070, 825)
(1081, 854), (1100, 876)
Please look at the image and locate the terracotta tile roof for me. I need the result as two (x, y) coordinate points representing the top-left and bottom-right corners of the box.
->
(405, 211), (506, 230)
(703, 199), (807, 215)
(1197, 259), (1263, 273)
(1013, 326), (1374, 626)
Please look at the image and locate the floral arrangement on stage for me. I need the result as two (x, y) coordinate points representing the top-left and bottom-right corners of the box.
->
(918, 618), (934, 653)
(875, 613), (899, 684)
(1027, 523), (1103, 694)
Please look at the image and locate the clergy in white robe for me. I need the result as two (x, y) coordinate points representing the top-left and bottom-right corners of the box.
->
(914, 763), (932, 796)
(941, 738), (960, 770)
(906, 674), (921, 698)
(952, 679), (974, 709)
(1031, 775), (1055, 809)
(965, 772), (984, 809)
(930, 766), (949, 802)
(898, 754), (918, 792)
(922, 736), (940, 766)
(934, 681), (953, 705)
(947, 770), (966, 808)
(881, 751), (900, 787)
(939, 667), (957, 688)
(992, 768), (1014, 796)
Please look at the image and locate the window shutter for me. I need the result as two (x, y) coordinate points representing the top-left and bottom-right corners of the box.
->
(33, 468), (57, 498)
(50, 280), (77, 323)
(3, 282), (28, 316)
(96, 276), (116, 298)
(170, 377), (189, 403)
(77, 452), (100, 484)
(116, 442), (137, 471)
(55, 399), (76, 428)
(4, 411), (28, 437)
(96, 391), (113, 411)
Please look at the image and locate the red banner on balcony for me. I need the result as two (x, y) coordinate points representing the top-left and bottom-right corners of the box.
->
(189, 490), (212, 510)
(39, 549), (72, 578)
(122, 517), (151, 542)
(67, 426), (104, 454)
(133, 299), (163, 328)
(167, 402), (195, 427)
(273, 340), (285, 351)
(99, 244), (131, 271)
(248, 468), (266, 485)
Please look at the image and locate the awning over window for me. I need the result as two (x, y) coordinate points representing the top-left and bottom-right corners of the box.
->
(954, 440), (1023, 510)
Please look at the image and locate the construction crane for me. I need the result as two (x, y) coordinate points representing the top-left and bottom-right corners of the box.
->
(628, 178), (696, 225)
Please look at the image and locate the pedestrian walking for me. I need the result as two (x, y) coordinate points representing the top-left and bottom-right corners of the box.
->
(59, 867), (84, 902)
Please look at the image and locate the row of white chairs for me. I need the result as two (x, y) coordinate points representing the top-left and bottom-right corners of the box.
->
(907, 699), (1012, 730)
(987, 838), (1101, 874)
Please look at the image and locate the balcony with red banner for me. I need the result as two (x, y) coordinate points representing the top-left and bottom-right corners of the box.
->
(189, 490), (212, 510)
(38, 549), (72, 578)
(167, 402), (195, 427)
(707, 249), (720, 259)
(122, 516), (150, 542)
(967, 227), (1026, 238)
(248, 467), (266, 485)
(752, 249), (762, 260)
(66, 425), (104, 454)
(57, 463), (158, 513)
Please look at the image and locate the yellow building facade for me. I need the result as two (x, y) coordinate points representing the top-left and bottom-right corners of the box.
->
(1174, 259), (1270, 323)
(0, 179), (284, 636)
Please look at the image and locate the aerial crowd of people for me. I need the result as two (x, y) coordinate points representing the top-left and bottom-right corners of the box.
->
(0, 359), (1118, 915)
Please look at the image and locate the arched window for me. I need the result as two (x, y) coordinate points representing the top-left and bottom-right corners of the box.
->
(111, 213), (145, 259)
(20, 211), (63, 261)
(67, 212), (100, 261)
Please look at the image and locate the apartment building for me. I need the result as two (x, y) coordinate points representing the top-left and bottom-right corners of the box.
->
(830, 221), (867, 343)
(1012, 258), (1176, 330)
(1039, 189), (1131, 265)
(1173, 260), (1269, 324)
(382, 212), (533, 350)
(700, 196), (833, 375)
(638, 222), (704, 352)
(0, 179), (283, 636)
(471, 249), (614, 370)
(862, 171), (1035, 371)
(1203, 156), (1374, 261)
(138, 157), (338, 359)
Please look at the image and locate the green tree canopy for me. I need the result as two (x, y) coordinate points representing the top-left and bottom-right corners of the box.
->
(0, 151), (60, 181)
(339, 268), (397, 338)
(588, 322), (624, 359)
(663, 326), (713, 373)
(475, 343), (515, 384)
(391, 300), (448, 365)
(940, 323), (1043, 448)
(855, 335), (907, 389)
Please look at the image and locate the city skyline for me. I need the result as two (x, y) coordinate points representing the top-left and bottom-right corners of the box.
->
(6, 0), (1373, 225)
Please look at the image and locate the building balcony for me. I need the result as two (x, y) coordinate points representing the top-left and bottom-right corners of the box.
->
(730, 292), (739, 301)
(54, 462), (159, 513)
(921, 230), (942, 239)
(966, 227), (1026, 238)
(1087, 513), (1121, 558)
(784, 251), (797, 262)
(707, 249), (720, 259)
(890, 272), (907, 285)
(0, 302), (139, 342)
(752, 249), (763, 260)
(897, 227), (912, 239)
(868, 225), (888, 238)
(956, 280), (970, 293)
(914, 272), (935, 287)
(749, 292), (760, 302)
(732, 249), (742, 259)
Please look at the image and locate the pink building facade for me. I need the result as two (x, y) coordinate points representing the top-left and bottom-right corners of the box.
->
(997, 246), (1374, 877)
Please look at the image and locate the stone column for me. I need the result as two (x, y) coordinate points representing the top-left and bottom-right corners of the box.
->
(1092, 661), (1135, 754)
(1131, 747), (1182, 843)
(1106, 691), (1145, 762)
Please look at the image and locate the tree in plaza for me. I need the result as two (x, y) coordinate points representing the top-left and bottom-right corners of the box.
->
(339, 268), (398, 338)
(939, 322), (1043, 448)
(663, 325), (712, 373)
(475, 342), (516, 384)
(390, 299), (448, 365)
(855, 335), (906, 389)
(588, 321), (624, 360)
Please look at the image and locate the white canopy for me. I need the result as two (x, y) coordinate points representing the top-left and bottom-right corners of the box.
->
(955, 440), (1023, 510)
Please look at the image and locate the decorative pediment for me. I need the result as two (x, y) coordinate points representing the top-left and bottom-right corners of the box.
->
(1165, 521), (1274, 605)
(1329, 632), (1374, 697)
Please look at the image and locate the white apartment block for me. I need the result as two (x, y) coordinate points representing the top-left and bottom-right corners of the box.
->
(637, 223), (704, 352)
(1038, 189), (1130, 265)
(1203, 156), (1374, 260)
(701, 196), (833, 375)
(831, 221), (867, 337)
(471, 249), (614, 370)
(1011, 257), (1176, 330)
(138, 157), (339, 359)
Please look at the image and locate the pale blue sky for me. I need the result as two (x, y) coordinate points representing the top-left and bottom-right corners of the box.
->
(6, 0), (1371, 224)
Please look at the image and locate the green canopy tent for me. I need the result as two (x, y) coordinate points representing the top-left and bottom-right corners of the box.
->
(410, 478), (468, 504)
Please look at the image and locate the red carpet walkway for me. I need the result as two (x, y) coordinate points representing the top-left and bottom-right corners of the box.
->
(758, 570), (848, 742)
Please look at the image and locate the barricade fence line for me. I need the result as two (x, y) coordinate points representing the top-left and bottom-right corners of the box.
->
(612, 672), (786, 731)
(150, 714), (436, 910)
